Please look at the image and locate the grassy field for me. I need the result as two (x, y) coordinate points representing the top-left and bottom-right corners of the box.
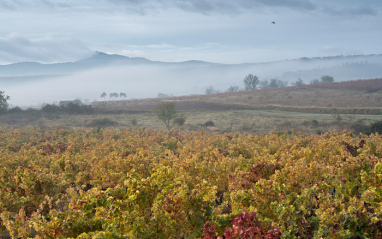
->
(1, 78), (382, 134)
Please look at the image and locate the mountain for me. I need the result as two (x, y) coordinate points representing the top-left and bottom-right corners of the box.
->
(1, 52), (382, 83)
(0, 52), (151, 77)
(0, 51), (220, 78)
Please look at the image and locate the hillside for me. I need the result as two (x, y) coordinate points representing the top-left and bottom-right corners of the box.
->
(93, 78), (382, 113)
(1, 78), (382, 134)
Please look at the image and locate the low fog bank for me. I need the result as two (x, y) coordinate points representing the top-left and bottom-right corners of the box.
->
(3, 54), (382, 107)
(4, 65), (248, 107)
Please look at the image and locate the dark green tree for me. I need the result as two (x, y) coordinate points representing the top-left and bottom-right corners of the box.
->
(243, 74), (259, 90)
(269, 79), (288, 88)
(320, 75), (334, 83)
(226, 86), (240, 92)
(100, 92), (107, 99)
(260, 79), (287, 89)
(310, 79), (320, 85)
(292, 78), (305, 86)
(0, 91), (10, 113)
(205, 86), (219, 95)
(154, 102), (177, 131)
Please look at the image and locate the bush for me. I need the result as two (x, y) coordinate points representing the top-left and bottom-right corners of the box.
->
(173, 115), (186, 126)
(24, 108), (42, 117)
(88, 118), (117, 128)
(369, 120), (382, 134)
(204, 120), (215, 127)
(42, 104), (60, 114)
(61, 103), (93, 114)
(311, 120), (319, 126)
(130, 118), (138, 126)
(351, 121), (370, 134)
(7, 107), (23, 114)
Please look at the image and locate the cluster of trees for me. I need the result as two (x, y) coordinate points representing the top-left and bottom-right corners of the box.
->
(243, 74), (289, 90)
(41, 101), (93, 114)
(100, 92), (127, 100)
(0, 92), (94, 115)
(205, 74), (335, 94)
(309, 75), (335, 85)
(157, 93), (175, 98)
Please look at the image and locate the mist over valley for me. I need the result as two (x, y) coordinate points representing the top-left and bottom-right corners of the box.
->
(2, 52), (382, 107)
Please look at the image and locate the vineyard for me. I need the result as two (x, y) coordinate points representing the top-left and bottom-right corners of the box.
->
(0, 127), (382, 238)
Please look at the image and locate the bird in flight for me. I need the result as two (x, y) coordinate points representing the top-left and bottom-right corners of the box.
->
(272, 21), (275, 24)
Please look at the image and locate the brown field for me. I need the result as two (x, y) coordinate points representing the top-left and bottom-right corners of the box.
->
(93, 78), (382, 110)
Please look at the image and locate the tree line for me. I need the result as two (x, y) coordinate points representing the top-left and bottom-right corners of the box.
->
(205, 74), (335, 94)
(100, 92), (127, 100)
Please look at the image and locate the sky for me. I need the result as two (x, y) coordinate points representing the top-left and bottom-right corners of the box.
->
(0, 0), (382, 65)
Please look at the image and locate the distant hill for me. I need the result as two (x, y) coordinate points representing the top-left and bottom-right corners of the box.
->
(0, 51), (220, 78)
(1, 52), (381, 82)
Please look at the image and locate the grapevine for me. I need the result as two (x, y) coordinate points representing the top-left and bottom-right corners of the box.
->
(0, 128), (381, 238)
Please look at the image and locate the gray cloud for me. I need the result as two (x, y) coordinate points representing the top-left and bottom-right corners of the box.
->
(38, 0), (71, 9)
(250, 0), (317, 10)
(349, 6), (378, 16)
(322, 5), (378, 17)
(107, 0), (318, 14)
(106, 0), (381, 16)
(1, 0), (379, 17)
(0, 0), (71, 10)
(0, 34), (93, 64)
(0, 0), (18, 10)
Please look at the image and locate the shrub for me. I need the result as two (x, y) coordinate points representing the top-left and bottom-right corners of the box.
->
(351, 121), (370, 134)
(61, 103), (93, 114)
(24, 108), (42, 117)
(173, 115), (186, 126)
(7, 107), (23, 114)
(42, 104), (60, 114)
(88, 118), (117, 128)
(311, 120), (319, 126)
(204, 120), (215, 127)
(369, 120), (382, 134)
(130, 118), (138, 126)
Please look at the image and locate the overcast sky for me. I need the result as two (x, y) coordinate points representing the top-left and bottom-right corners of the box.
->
(0, 0), (381, 64)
